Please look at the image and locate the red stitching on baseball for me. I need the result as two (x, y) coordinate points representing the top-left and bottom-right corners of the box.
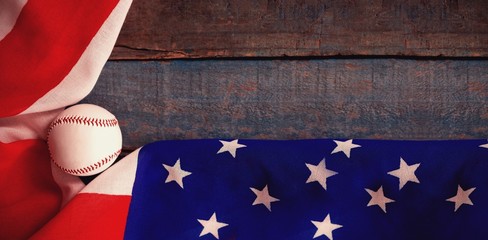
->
(51, 149), (122, 175)
(47, 115), (118, 137)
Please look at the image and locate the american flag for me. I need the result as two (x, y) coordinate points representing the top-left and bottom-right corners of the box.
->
(0, 0), (132, 238)
(21, 138), (488, 239)
(117, 139), (487, 239)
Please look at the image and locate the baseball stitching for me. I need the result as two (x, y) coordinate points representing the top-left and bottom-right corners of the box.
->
(47, 115), (119, 137)
(52, 149), (122, 175)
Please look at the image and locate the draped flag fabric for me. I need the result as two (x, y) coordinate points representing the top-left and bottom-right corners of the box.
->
(1, 1), (488, 240)
(0, 0), (132, 238)
(33, 139), (488, 239)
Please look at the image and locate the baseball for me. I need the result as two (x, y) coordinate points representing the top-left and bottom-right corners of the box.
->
(47, 104), (122, 176)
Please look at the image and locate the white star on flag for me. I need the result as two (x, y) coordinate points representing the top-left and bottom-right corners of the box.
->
(217, 139), (247, 158)
(250, 185), (280, 211)
(388, 157), (420, 190)
(162, 158), (192, 189)
(365, 186), (395, 213)
(446, 185), (476, 212)
(311, 214), (342, 240)
(197, 212), (229, 239)
(479, 142), (488, 149)
(331, 139), (361, 158)
(306, 158), (338, 190)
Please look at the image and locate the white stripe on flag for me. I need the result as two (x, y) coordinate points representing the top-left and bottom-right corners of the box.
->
(0, 108), (63, 143)
(81, 148), (140, 196)
(0, 0), (28, 41)
(21, 0), (133, 115)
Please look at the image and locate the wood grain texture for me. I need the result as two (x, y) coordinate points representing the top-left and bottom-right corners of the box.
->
(81, 59), (488, 150)
(111, 0), (488, 59)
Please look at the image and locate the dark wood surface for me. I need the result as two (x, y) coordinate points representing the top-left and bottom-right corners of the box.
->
(84, 1), (488, 151)
(82, 59), (488, 150)
(111, 0), (488, 59)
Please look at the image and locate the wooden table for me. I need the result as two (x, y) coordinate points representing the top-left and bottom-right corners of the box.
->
(81, 0), (488, 153)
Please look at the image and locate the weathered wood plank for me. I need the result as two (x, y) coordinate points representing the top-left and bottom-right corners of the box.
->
(81, 59), (488, 150)
(111, 0), (488, 59)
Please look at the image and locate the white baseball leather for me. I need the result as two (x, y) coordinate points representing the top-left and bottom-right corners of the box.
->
(47, 104), (122, 176)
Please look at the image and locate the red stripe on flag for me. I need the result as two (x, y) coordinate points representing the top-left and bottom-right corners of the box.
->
(31, 193), (131, 239)
(0, 140), (62, 239)
(0, 0), (119, 117)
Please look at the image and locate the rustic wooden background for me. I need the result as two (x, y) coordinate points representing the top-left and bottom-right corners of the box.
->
(112, 0), (488, 59)
(82, 0), (488, 152)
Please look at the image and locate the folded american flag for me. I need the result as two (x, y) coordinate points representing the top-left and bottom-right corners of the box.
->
(33, 139), (488, 239)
